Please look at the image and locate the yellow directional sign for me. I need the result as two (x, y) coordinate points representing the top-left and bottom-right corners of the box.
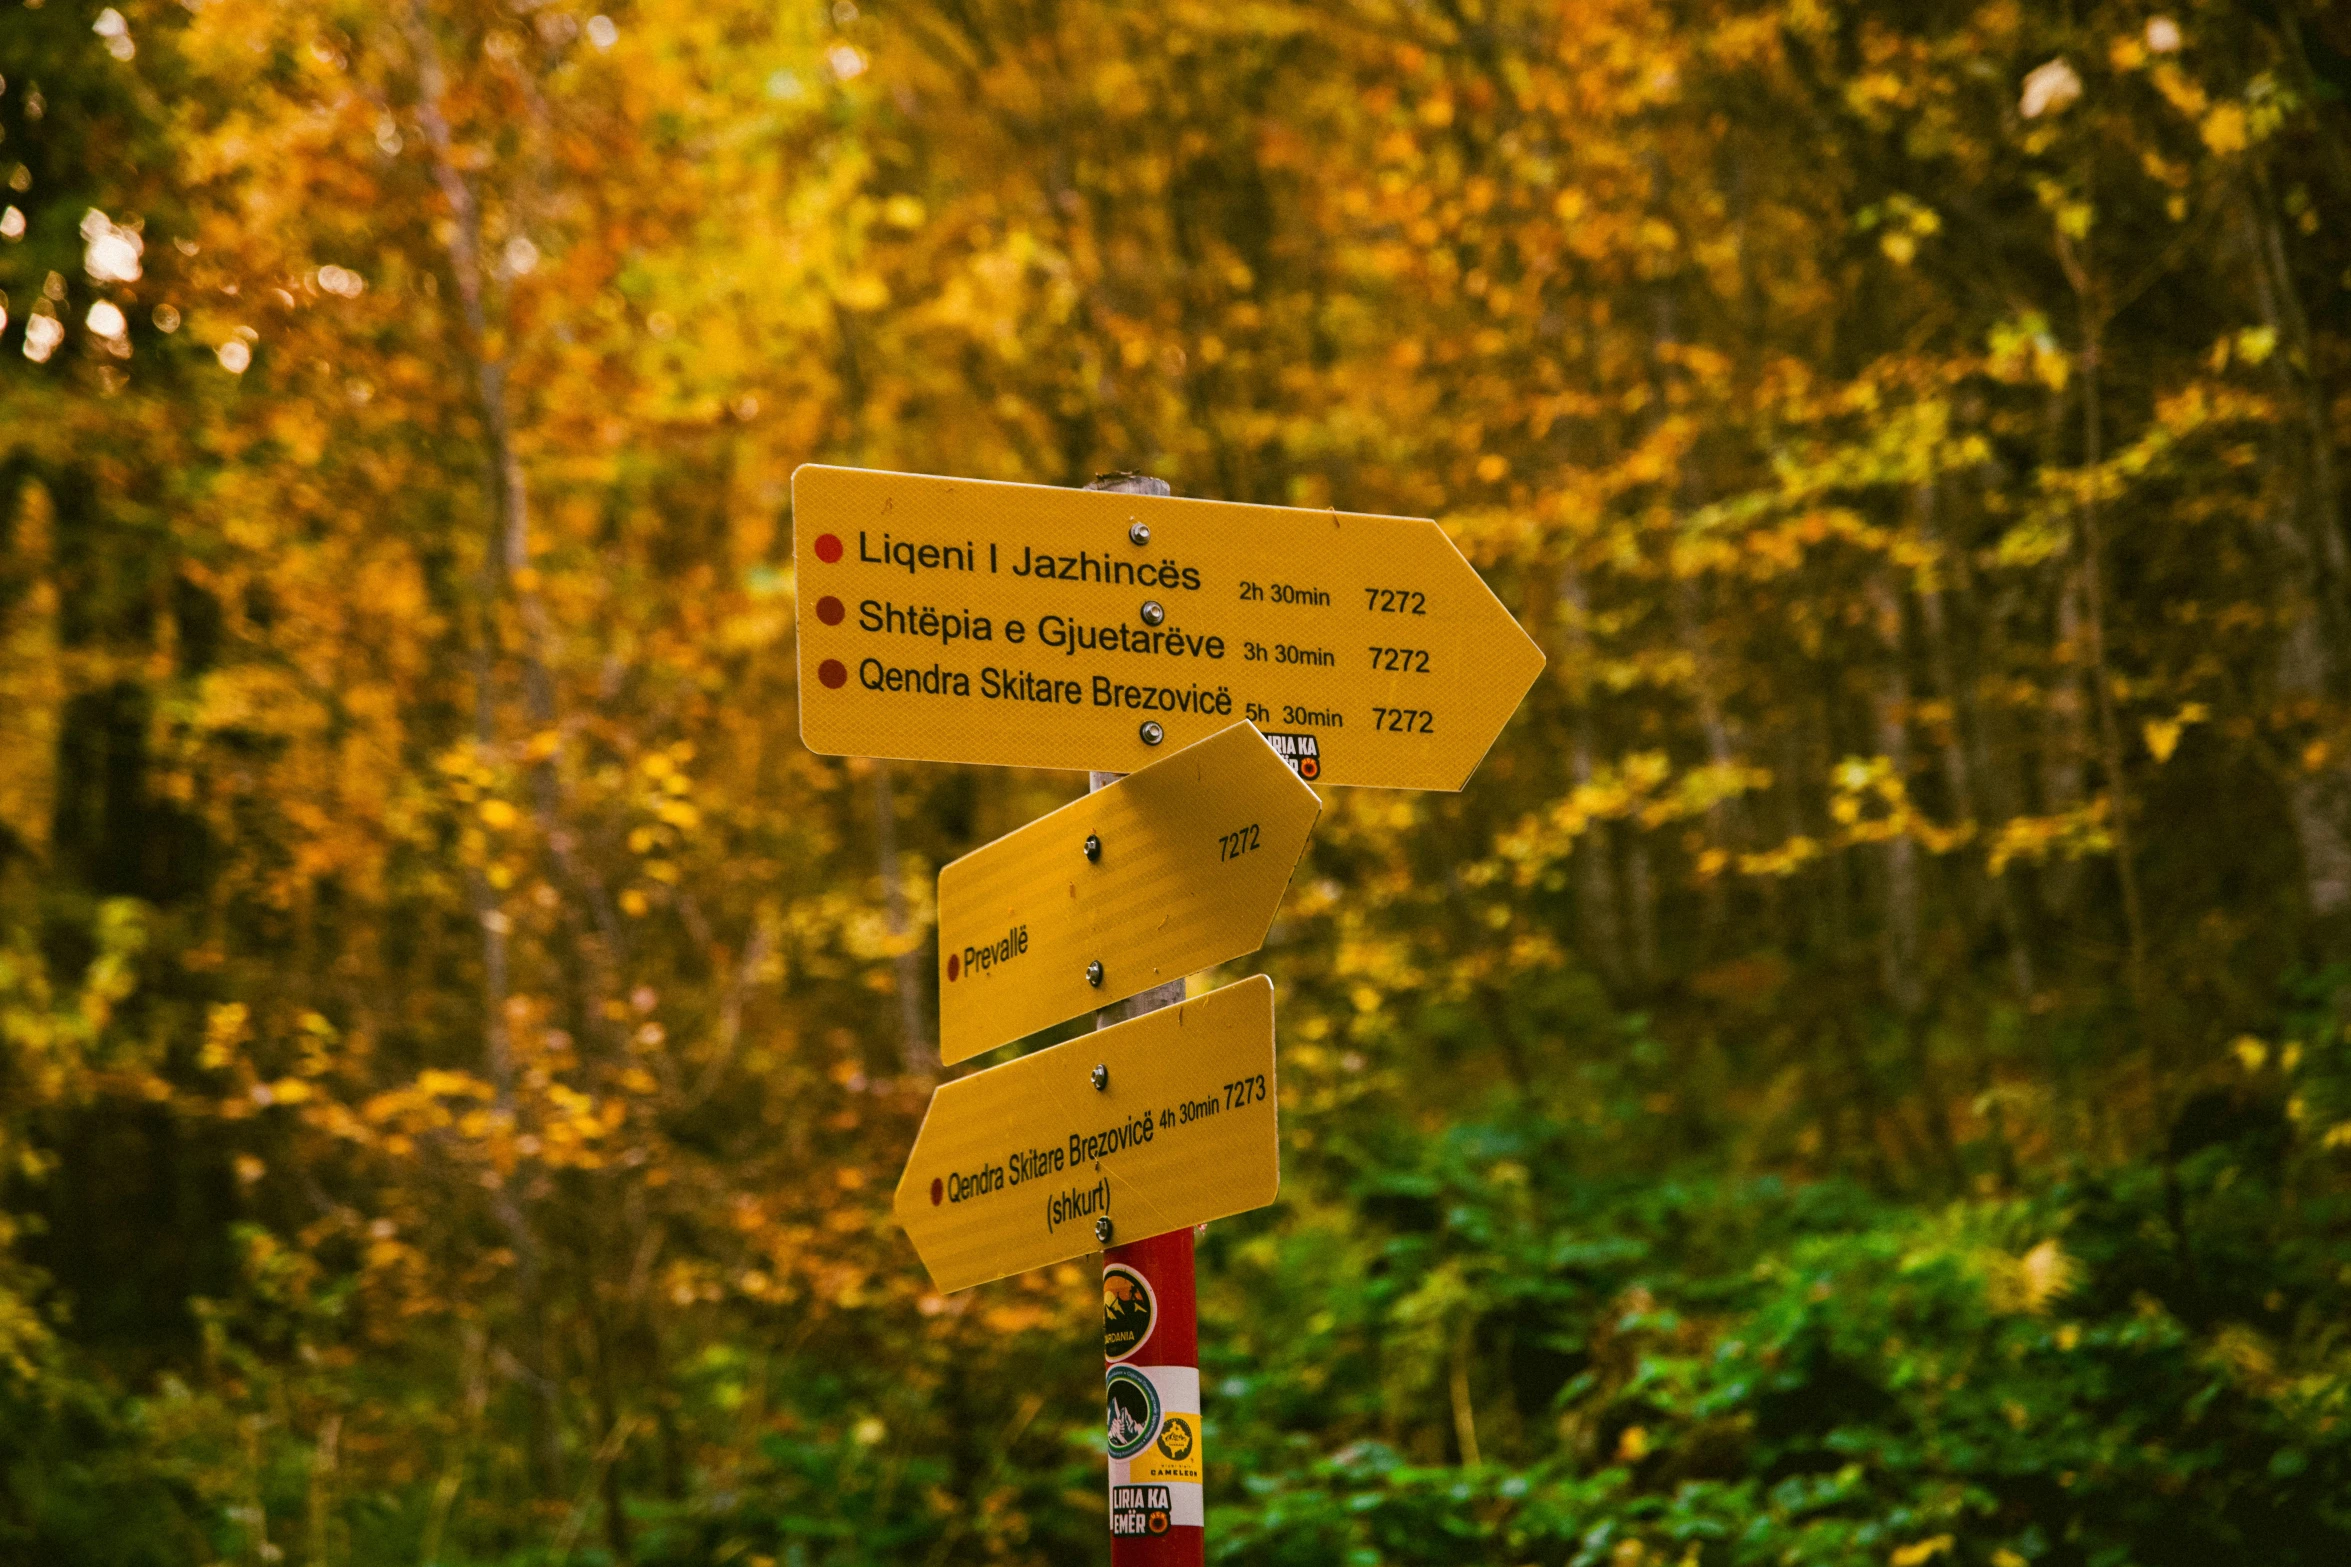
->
(793, 465), (1545, 790)
(936, 721), (1318, 1065)
(895, 976), (1278, 1295)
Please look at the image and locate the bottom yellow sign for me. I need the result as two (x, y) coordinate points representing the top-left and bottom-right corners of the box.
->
(894, 976), (1278, 1294)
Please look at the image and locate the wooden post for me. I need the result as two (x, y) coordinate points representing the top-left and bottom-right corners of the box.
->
(1084, 472), (1205, 1565)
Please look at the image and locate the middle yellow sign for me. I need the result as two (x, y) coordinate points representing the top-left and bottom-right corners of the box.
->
(936, 721), (1320, 1065)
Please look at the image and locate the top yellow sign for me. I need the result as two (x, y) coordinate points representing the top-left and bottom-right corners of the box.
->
(793, 466), (1546, 791)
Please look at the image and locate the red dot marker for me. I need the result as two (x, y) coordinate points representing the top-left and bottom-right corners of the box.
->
(818, 658), (847, 689)
(947, 953), (961, 981)
(814, 533), (843, 563)
(930, 1177), (944, 1206)
(817, 595), (845, 626)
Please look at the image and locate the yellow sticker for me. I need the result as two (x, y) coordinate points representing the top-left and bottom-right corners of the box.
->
(1131, 1412), (1203, 1485)
(793, 465), (1545, 791)
(936, 721), (1319, 1063)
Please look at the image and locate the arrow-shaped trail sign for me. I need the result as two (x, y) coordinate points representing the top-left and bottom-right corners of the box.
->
(936, 721), (1318, 1066)
(793, 465), (1546, 789)
(895, 975), (1278, 1295)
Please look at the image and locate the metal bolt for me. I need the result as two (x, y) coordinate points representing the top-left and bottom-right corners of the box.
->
(1091, 1063), (1109, 1091)
(1087, 959), (1105, 988)
(1139, 721), (1164, 746)
(1128, 521), (1151, 547)
(1139, 600), (1165, 627)
(1084, 832), (1102, 863)
(1095, 1216), (1115, 1244)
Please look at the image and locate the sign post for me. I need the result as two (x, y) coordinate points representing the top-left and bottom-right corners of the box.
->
(800, 463), (1542, 1566)
(1082, 472), (1207, 1564)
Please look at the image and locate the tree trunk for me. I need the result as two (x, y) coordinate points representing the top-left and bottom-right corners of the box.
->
(1557, 561), (1624, 985)
(874, 763), (935, 1075)
(2237, 183), (2351, 928)
(1867, 571), (1958, 1184)
(403, 0), (565, 1496)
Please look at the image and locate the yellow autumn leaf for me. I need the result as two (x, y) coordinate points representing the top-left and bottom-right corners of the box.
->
(1890, 1537), (1953, 1567)
(2018, 1240), (2075, 1312)
(838, 274), (890, 310)
(2201, 103), (2248, 154)
(412, 1069), (482, 1099)
(2153, 64), (2209, 117)
(1988, 1239), (2078, 1314)
(201, 1002), (250, 1071)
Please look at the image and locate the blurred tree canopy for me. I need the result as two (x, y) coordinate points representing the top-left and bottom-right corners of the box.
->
(3, 0), (2351, 1562)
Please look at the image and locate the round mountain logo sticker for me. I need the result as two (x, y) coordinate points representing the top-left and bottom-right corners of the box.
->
(1104, 1366), (1161, 1460)
(1102, 1265), (1156, 1363)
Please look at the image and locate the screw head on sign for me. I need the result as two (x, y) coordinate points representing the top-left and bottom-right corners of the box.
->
(1139, 600), (1165, 627)
(1087, 959), (1105, 988)
(1139, 721), (1164, 746)
(1084, 832), (1102, 863)
(1128, 521), (1151, 547)
(1095, 1216), (1114, 1243)
(1091, 1063), (1108, 1091)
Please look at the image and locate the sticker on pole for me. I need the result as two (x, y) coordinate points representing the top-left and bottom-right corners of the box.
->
(1109, 1485), (1173, 1538)
(1108, 1364), (1203, 1528)
(1105, 1366), (1161, 1460)
(1103, 1265), (1157, 1363)
(1133, 1412), (1201, 1485)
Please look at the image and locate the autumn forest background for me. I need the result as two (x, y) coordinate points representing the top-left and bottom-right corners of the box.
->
(6, 0), (2351, 1562)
